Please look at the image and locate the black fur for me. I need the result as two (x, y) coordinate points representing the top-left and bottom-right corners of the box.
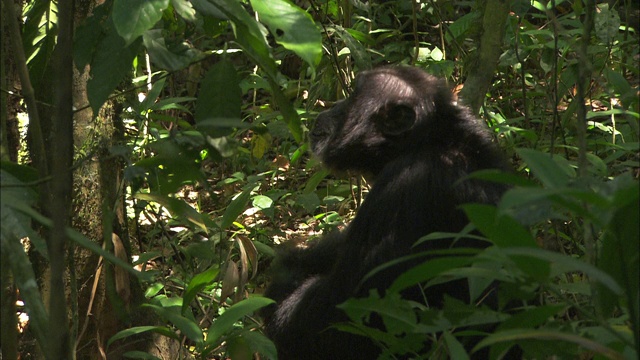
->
(262, 66), (510, 359)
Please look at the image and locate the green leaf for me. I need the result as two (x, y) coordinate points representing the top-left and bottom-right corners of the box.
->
(516, 148), (574, 188)
(74, 3), (110, 71)
(252, 195), (273, 210)
(6, 200), (149, 281)
(113, 0), (170, 45)
(474, 329), (624, 360)
(143, 304), (203, 343)
(594, 4), (621, 44)
(181, 266), (220, 315)
(236, 330), (278, 359)
(597, 184), (639, 322)
(195, 60), (242, 137)
(462, 204), (537, 248)
(107, 326), (179, 347)
(504, 248), (623, 295)
(171, 0), (196, 21)
(389, 257), (473, 293)
(143, 30), (202, 71)
(339, 291), (418, 335)
(206, 297), (275, 346)
(250, 0), (322, 68)
(220, 186), (253, 229)
(134, 193), (210, 232)
(298, 192), (321, 212)
(333, 26), (372, 70)
(1, 226), (49, 352)
(444, 330), (470, 360)
(303, 168), (330, 193)
(87, 32), (142, 114)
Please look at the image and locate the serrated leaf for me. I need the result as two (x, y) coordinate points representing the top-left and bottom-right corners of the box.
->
(113, 0), (170, 45)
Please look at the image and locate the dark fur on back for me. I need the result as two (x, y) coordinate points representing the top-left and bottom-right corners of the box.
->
(262, 66), (510, 359)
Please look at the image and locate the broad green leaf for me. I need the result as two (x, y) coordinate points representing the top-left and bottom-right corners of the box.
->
(220, 186), (253, 229)
(268, 78), (303, 142)
(504, 248), (623, 294)
(143, 303), (203, 343)
(597, 185), (639, 320)
(1, 227), (49, 352)
(171, 0), (197, 21)
(462, 204), (537, 248)
(334, 26), (372, 70)
(446, 11), (479, 42)
(516, 148), (574, 188)
(195, 60), (242, 137)
(113, 0), (170, 45)
(0, 168), (47, 257)
(250, 0), (322, 68)
(6, 200), (149, 281)
(236, 330), (277, 360)
(107, 326), (179, 347)
(74, 3), (110, 71)
(205, 0), (277, 76)
(87, 32), (142, 114)
(206, 297), (275, 346)
(303, 168), (331, 193)
(134, 193), (209, 233)
(339, 291), (417, 335)
(252, 195), (273, 210)
(444, 330), (470, 360)
(296, 192), (320, 213)
(594, 4), (621, 44)
(182, 266), (220, 315)
(474, 329), (624, 359)
(389, 257), (473, 293)
(497, 305), (566, 331)
(143, 30), (202, 71)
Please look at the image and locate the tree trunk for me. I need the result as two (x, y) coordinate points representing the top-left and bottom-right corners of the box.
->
(459, 0), (510, 114)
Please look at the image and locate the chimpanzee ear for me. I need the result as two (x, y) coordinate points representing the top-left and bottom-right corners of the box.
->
(373, 103), (417, 136)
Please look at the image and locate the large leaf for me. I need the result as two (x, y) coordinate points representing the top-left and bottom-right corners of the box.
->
(134, 193), (211, 232)
(194, 60), (242, 137)
(462, 204), (537, 248)
(143, 303), (203, 343)
(87, 30), (142, 114)
(181, 266), (220, 315)
(220, 185), (254, 229)
(516, 148), (574, 188)
(250, 0), (322, 68)
(112, 0), (170, 45)
(143, 30), (203, 71)
(205, 297), (274, 347)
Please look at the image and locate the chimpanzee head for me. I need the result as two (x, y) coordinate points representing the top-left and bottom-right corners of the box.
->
(310, 66), (454, 177)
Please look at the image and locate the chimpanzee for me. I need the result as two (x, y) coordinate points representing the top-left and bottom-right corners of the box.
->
(261, 66), (510, 359)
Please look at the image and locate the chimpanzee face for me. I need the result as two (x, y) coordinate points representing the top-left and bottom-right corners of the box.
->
(310, 67), (444, 176)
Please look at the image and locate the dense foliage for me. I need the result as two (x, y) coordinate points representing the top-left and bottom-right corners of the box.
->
(1, 0), (638, 359)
